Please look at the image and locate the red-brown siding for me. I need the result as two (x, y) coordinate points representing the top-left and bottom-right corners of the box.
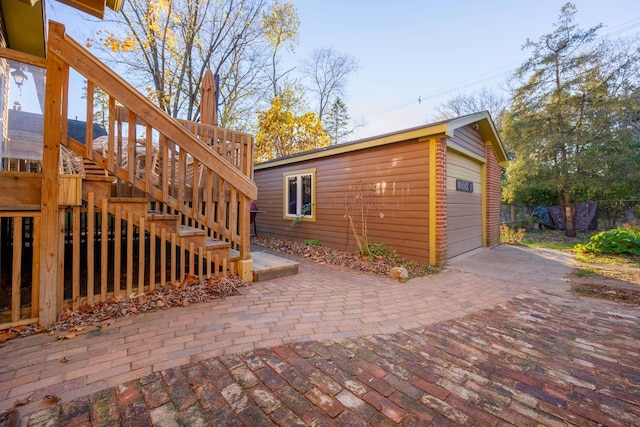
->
(253, 115), (505, 266)
(254, 139), (432, 263)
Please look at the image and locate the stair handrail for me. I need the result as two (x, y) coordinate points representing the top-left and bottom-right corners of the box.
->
(47, 21), (257, 201)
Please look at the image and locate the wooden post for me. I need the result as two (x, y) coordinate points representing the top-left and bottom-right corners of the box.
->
(237, 195), (253, 281)
(39, 24), (66, 325)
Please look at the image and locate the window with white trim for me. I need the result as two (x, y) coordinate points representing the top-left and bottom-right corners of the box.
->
(284, 169), (315, 220)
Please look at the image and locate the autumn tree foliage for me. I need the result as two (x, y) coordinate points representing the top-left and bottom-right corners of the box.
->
(90, 0), (284, 130)
(261, 0), (300, 99)
(255, 97), (330, 162)
(88, 0), (363, 149)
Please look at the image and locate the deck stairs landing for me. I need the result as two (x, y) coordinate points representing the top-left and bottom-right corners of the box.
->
(250, 249), (300, 282)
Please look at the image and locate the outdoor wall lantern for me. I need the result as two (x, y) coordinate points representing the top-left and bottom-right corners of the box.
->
(11, 67), (28, 93)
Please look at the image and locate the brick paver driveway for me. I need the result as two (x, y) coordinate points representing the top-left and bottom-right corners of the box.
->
(2, 245), (639, 426)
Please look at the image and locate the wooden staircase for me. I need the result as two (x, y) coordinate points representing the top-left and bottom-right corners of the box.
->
(0, 21), (296, 329)
(81, 173), (238, 279)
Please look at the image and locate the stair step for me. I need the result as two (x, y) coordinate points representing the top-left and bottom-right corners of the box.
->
(0, 205), (40, 211)
(147, 210), (179, 221)
(83, 175), (116, 182)
(251, 251), (300, 282)
(178, 225), (206, 237)
(205, 237), (231, 250)
(109, 197), (149, 204)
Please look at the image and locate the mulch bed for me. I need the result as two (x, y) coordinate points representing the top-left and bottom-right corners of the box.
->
(251, 236), (438, 278)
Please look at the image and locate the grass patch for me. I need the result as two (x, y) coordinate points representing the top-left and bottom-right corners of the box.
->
(521, 230), (592, 251)
(575, 252), (640, 267)
(572, 284), (599, 297)
(574, 267), (598, 278)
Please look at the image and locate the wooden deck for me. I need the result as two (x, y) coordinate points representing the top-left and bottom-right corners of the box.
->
(251, 250), (300, 282)
(228, 248), (299, 281)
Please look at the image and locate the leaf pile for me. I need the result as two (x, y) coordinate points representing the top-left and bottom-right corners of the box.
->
(572, 282), (640, 304)
(0, 324), (46, 344)
(1, 275), (248, 343)
(252, 236), (438, 278)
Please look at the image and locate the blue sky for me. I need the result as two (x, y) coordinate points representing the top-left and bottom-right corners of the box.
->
(286, 0), (640, 137)
(40, 1), (640, 138)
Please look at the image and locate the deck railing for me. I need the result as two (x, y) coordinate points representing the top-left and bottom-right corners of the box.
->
(0, 212), (40, 329)
(0, 22), (257, 327)
(48, 21), (256, 257)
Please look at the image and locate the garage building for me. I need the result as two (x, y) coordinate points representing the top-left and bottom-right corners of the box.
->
(253, 111), (507, 265)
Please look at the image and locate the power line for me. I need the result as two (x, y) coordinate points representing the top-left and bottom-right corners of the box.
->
(355, 16), (640, 123)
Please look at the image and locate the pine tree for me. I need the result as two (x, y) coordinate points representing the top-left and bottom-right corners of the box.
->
(324, 98), (351, 144)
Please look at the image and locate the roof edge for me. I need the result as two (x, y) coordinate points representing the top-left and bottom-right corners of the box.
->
(255, 111), (507, 170)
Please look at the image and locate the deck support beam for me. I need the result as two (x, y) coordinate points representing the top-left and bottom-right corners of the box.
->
(39, 24), (66, 325)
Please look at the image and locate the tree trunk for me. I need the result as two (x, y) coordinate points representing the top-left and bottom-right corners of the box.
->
(562, 191), (576, 237)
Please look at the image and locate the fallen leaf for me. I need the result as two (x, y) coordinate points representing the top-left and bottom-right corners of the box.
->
(57, 309), (72, 322)
(43, 395), (60, 405)
(69, 327), (85, 333)
(14, 396), (31, 407)
(0, 331), (15, 344)
(78, 305), (93, 313)
(57, 333), (77, 341)
(184, 274), (198, 285)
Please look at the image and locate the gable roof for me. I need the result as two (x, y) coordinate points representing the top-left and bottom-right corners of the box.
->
(255, 111), (507, 170)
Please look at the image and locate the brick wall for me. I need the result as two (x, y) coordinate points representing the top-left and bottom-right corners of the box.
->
(485, 145), (502, 246)
(434, 138), (448, 264)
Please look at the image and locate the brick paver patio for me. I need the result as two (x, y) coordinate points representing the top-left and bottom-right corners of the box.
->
(1, 245), (638, 426)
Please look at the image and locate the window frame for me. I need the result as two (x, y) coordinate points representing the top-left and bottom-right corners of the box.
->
(283, 168), (316, 222)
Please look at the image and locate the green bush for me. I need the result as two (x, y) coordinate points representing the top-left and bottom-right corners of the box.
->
(303, 239), (323, 247)
(363, 241), (397, 259)
(574, 226), (640, 256)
